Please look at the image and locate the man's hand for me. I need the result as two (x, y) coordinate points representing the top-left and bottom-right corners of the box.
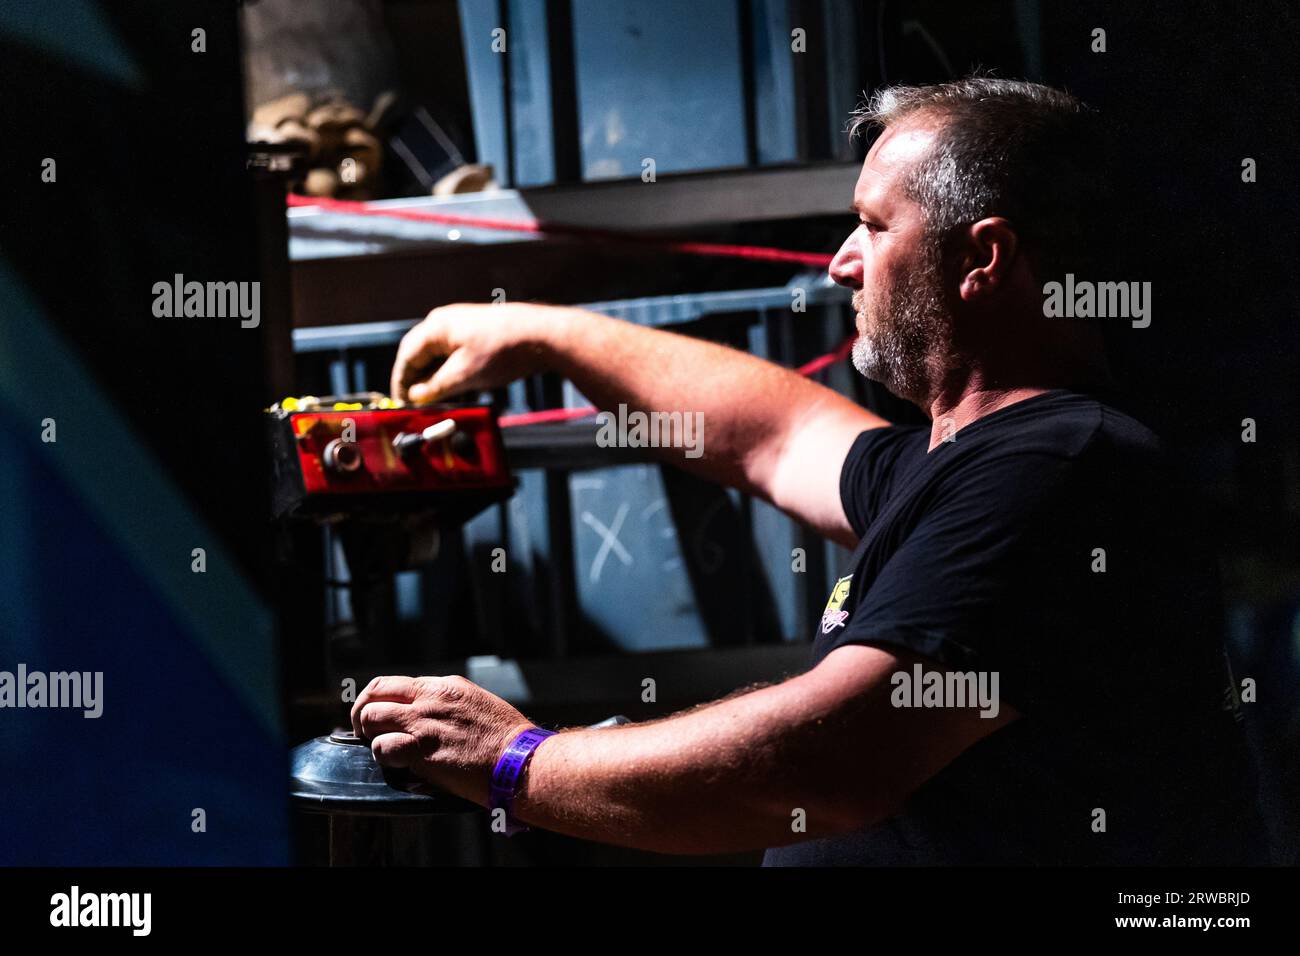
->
(351, 674), (534, 805)
(390, 303), (577, 404)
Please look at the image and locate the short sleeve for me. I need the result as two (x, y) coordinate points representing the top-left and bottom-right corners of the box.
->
(839, 425), (927, 538)
(828, 448), (1102, 714)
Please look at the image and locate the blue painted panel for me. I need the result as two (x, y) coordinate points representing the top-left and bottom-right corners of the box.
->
(752, 0), (798, 165)
(458, 0), (510, 179)
(569, 464), (710, 652)
(0, 414), (288, 865)
(571, 0), (748, 180)
(508, 0), (558, 186)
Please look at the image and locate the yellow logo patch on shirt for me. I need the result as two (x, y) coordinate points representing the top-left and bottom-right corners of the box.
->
(821, 575), (853, 634)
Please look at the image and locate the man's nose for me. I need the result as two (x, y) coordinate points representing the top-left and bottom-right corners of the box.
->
(828, 233), (863, 288)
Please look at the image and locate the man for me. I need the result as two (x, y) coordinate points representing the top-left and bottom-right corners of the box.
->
(353, 78), (1263, 864)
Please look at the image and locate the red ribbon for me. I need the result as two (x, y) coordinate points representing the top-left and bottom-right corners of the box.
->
(287, 193), (835, 268)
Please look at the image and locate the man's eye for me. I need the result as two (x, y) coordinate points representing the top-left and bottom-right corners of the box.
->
(860, 221), (879, 234)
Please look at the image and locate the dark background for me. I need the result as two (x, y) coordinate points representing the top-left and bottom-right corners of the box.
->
(1, 0), (1296, 865)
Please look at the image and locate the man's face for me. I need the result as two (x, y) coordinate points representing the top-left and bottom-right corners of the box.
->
(830, 119), (951, 403)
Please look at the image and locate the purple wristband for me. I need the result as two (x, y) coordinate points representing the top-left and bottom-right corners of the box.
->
(488, 727), (555, 835)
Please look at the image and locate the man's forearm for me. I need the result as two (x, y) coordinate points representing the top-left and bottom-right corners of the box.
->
(511, 668), (887, 855)
(534, 307), (881, 499)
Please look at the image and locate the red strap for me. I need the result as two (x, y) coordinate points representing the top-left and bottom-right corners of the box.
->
(287, 193), (834, 268)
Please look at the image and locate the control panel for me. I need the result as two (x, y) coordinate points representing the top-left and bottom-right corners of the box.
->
(266, 393), (515, 520)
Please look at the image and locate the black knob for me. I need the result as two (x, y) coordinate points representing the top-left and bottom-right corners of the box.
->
(450, 429), (477, 462)
(322, 438), (363, 475)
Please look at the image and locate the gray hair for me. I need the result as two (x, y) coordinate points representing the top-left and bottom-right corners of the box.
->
(849, 76), (1105, 281)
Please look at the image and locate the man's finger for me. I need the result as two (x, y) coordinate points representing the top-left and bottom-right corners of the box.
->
(408, 348), (479, 404)
(356, 700), (416, 741)
(391, 312), (455, 400)
(370, 732), (420, 768)
(350, 675), (419, 735)
(361, 675), (419, 701)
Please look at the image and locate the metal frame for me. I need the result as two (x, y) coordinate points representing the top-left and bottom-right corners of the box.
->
(291, 278), (851, 351)
(287, 161), (861, 261)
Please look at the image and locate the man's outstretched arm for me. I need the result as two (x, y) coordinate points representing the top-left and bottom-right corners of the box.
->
(390, 303), (886, 547)
(352, 645), (1018, 855)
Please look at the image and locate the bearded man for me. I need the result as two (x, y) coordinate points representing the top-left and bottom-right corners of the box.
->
(354, 77), (1263, 865)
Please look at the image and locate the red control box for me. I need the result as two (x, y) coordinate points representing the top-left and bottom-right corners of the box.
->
(267, 394), (514, 520)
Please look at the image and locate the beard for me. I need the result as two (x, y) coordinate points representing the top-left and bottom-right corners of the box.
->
(850, 251), (951, 403)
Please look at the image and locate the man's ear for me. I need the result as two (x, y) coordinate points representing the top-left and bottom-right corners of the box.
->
(957, 217), (1019, 302)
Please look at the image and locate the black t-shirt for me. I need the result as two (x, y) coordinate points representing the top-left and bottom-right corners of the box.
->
(763, 390), (1265, 866)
